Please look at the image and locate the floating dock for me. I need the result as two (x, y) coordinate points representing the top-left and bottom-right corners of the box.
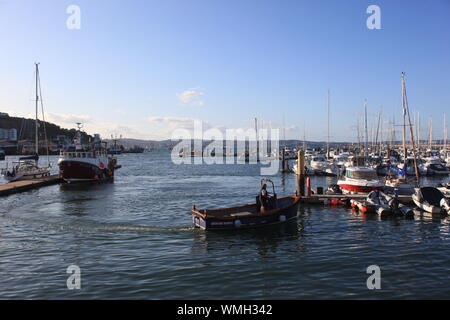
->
(0, 175), (62, 197)
(301, 193), (415, 205)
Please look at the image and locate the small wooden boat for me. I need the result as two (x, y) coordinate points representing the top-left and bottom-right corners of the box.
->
(412, 187), (450, 215)
(192, 179), (300, 230)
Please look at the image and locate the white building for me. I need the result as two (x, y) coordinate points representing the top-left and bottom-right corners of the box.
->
(0, 128), (18, 141)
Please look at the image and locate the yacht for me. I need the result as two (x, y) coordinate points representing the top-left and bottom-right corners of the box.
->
(2, 154), (51, 182)
(1, 63), (51, 182)
(424, 156), (448, 175)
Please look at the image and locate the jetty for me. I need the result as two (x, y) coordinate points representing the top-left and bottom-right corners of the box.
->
(0, 175), (62, 197)
(300, 193), (417, 205)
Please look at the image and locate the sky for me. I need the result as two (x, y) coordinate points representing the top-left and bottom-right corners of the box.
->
(0, 0), (449, 141)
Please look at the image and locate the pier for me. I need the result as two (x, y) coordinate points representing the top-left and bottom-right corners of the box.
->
(300, 193), (417, 205)
(0, 175), (62, 197)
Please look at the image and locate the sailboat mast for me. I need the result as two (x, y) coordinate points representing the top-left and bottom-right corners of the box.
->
(255, 117), (259, 161)
(416, 112), (420, 152)
(444, 113), (447, 154)
(375, 108), (381, 156)
(327, 89), (330, 158)
(303, 124), (306, 151)
(402, 72), (420, 183)
(35, 62), (39, 155)
(401, 72), (407, 161)
(429, 117), (433, 151)
(364, 99), (368, 163)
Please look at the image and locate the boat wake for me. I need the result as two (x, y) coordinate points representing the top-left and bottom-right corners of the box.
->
(0, 213), (194, 234)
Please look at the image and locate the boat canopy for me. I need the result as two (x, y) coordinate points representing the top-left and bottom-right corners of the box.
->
(418, 187), (445, 206)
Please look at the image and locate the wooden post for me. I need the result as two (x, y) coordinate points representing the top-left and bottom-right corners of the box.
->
(298, 150), (305, 196)
(306, 176), (311, 197)
(281, 149), (285, 172)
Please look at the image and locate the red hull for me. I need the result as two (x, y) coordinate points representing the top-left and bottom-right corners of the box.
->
(338, 184), (383, 193)
(59, 161), (113, 183)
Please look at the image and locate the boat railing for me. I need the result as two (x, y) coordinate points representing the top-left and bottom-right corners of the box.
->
(60, 150), (107, 159)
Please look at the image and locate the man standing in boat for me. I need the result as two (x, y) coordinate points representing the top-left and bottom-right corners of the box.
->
(260, 184), (270, 212)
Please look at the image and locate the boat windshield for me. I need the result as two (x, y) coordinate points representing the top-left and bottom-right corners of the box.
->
(346, 170), (378, 180)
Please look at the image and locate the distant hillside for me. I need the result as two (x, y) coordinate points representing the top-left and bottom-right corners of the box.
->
(0, 114), (92, 141)
(104, 138), (356, 151)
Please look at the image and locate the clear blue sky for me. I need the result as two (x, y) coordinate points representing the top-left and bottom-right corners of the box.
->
(0, 0), (449, 141)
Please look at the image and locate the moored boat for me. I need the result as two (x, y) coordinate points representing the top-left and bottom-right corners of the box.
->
(337, 166), (384, 194)
(58, 124), (120, 183)
(437, 183), (450, 196)
(192, 179), (300, 230)
(1, 63), (51, 182)
(424, 157), (448, 175)
(412, 187), (450, 215)
(1, 154), (51, 182)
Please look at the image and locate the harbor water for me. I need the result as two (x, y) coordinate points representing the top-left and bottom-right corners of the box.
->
(0, 151), (449, 299)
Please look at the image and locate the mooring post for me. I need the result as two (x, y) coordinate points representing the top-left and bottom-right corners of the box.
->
(306, 176), (311, 197)
(298, 150), (305, 196)
(281, 149), (285, 172)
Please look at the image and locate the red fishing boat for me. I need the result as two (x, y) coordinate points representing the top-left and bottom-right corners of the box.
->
(58, 124), (120, 183)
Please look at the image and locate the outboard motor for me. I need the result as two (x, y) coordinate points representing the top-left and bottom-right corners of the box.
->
(387, 192), (400, 211)
(327, 184), (342, 194)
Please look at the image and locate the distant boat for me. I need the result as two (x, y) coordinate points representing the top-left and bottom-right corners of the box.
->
(108, 136), (123, 154)
(108, 146), (123, 155)
(123, 146), (145, 153)
(1, 63), (51, 182)
(424, 156), (448, 175)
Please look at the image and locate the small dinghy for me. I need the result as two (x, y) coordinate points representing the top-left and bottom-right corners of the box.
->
(412, 187), (450, 215)
(192, 179), (300, 230)
(367, 190), (394, 215)
(365, 190), (413, 216)
(381, 191), (414, 216)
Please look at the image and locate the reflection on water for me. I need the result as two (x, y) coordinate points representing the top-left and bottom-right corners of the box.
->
(0, 152), (449, 299)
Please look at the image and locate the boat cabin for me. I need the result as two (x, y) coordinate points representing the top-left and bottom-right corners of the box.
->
(345, 167), (378, 180)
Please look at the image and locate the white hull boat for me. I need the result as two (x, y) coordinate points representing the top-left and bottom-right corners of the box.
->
(412, 187), (450, 214)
